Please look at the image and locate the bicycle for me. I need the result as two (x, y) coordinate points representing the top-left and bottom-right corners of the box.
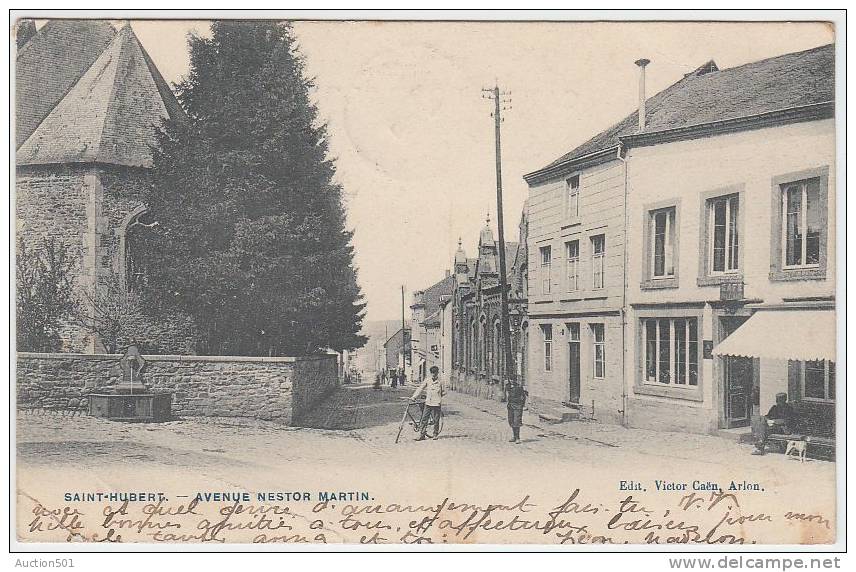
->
(395, 398), (444, 443)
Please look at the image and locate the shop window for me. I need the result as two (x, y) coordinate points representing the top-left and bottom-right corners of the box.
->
(791, 359), (835, 401)
(642, 317), (698, 386)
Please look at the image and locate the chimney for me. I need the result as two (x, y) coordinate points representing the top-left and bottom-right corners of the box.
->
(635, 58), (651, 131)
(445, 269), (451, 278)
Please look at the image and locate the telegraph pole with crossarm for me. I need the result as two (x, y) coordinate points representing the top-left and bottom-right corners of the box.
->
(482, 84), (514, 400)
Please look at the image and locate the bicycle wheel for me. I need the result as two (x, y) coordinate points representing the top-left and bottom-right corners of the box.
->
(411, 402), (425, 432)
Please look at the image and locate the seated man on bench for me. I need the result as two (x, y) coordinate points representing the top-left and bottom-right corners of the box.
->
(752, 392), (798, 455)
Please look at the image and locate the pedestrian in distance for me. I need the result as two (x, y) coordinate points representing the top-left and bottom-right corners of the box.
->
(390, 369), (398, 389)
(411, 365), (445, 441)
(506, 378), (528, 444)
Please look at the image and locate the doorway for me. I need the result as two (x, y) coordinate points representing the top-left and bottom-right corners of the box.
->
(720, 316), (757, 428)
(567, 323), (581, 404)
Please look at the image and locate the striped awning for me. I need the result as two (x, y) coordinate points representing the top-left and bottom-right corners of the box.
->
(712, 309), (836, 362)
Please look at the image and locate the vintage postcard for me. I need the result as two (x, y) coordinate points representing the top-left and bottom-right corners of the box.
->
(11, 13), (843, 550)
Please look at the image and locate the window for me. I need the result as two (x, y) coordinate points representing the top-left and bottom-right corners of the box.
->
(591, 235), (605, 289)
(782, 178), (821, 268)
(566, 175), (580, 218)
(470, 321), (478, 371)
(650, 208), (676, 278)
(770, 169), (828, 281)
(791, 360), (835, 401)
(541, 324), (553, 372)
(124, 210), (156, 293)
(540, 245), (552, 294)
(591, 324), (605, 379)
(707, 194), (740, 274)
(642, 317), (698, 386)
(493, 321), (502, 376)
(565, 240), (579, 292)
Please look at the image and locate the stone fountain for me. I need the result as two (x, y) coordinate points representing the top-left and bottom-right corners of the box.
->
(88, 345), (172, 422)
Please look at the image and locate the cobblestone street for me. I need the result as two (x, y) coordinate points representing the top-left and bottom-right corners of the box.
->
(17, 381), (836, 545)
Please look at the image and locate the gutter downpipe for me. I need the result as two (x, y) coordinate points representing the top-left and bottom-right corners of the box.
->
(617, 144), (629, 428)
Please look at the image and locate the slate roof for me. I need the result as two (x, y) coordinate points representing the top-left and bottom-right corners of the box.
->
(533, 43), (834, 174)
(17, 23), (185, 168)
(502, 242), (519, 278)
(423, 310), (441, 328)
(421, 275), (456, 319)
(15, 20), (117, 149)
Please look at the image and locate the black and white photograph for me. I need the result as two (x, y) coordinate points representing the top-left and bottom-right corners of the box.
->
(10, 10), (844, 553)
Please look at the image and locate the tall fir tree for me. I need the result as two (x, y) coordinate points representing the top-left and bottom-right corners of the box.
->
(141, 21), (366, 356)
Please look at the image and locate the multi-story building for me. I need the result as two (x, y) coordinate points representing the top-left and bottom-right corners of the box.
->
(449, 213), (528, 400)
(383, 327), (411, 372)
(623, 45), (835, 437)
(523, 116), (627, 424)
(522, 43), (835, 437)
(409, 274), (455, 381)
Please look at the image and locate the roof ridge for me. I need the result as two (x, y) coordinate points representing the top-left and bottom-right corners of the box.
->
(539, 68), (697, 170)
(713, 42), (834, 76)
(132, 25), (186, 123)
(15, 20), (118, 149)
(15, 20), (52, 60)
(94, 29), (130, 162)
(17, 21), (182, 168)
(528, 43), (834, 178)
(17, 31), (122, 164)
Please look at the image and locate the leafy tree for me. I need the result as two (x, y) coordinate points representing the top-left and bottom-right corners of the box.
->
(16, 238), (78, 352)
(78, 279), (145, 354)
(140, 21), (366, 356)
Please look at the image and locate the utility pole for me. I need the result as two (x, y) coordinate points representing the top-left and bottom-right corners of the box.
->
(482, 83), (514, 400)
(401, 285), (407, 375)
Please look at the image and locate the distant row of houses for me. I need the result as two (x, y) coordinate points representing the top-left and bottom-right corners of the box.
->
(409, 44), (836, 439)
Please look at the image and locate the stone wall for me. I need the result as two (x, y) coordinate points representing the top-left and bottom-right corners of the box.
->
(16, 164), (200, 354)
(16, 166), (92, 351)
(450, 370), (504, 402)
(16, 352), (338, 425)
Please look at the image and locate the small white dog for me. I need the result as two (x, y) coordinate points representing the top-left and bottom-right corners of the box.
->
(785, 439), (807, 462)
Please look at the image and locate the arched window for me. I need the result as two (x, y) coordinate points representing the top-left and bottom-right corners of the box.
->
(121, 208), (156, 293)
(481, 320), (488, 373)
(470, 320), (478, 371)
(493, 319), (501, 377)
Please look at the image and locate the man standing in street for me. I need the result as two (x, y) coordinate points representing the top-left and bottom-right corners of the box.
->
(506, 378), (528, 444)
(411, 365), (445, 441)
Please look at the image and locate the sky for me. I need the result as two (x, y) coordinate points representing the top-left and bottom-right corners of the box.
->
(100, 19), (833, 322)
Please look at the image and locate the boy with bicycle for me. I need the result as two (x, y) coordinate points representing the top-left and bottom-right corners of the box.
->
(411, 365), (445, 441)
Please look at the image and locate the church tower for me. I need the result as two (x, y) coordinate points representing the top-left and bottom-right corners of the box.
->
(16, 22), (193, 353)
